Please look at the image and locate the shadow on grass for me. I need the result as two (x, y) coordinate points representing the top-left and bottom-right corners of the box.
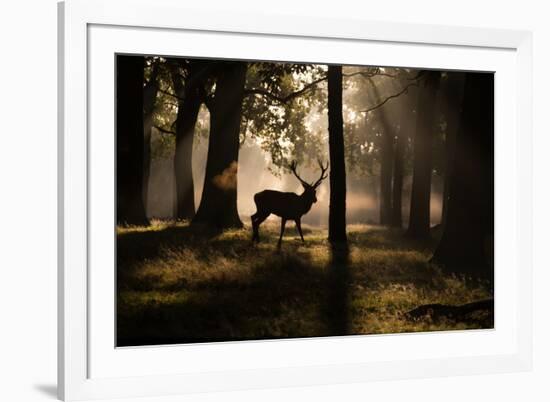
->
(117, 224), (222, 264)
(117, 234), (336, 346)
(347, 225), (439, 253)
(326, 242), (351, 336)
(116, 223), (492, 346)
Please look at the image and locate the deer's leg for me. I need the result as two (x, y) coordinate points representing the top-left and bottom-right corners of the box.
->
(251, 213), (259, 241)
(295, 219), (305, 243)
(278, 219), (287, 246)
(253, 212), (269, 242)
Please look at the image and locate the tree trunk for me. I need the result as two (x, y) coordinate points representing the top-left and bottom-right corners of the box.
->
(431, 73), (494, 277)
(327, 65), (347, 243)
(391, 112), (406, 227)
(406, 71), (441, 239)
(440, 73), (466, 224)
(379, 122), (394, 225)
(192, 62), (247, 229)
(170, 61), (209, 220)
(391, 88), (416, 228)
(116, 55), (148, 225)
(367, 78), (394, 225)
(143, 60), (160, 216)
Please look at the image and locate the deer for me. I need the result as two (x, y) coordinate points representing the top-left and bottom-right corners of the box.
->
(251, 159), (329, 245)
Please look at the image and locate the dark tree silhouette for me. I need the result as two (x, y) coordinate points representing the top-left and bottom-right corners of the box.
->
(364, 76), (398, 226)
(370, 82), (395, 226)
(143, 58), (160, 213)
(432, 73), (494, 276)
(390, 130), (405, 228)
(391, 87), (418, 228)
(406, 71), (441, 238)
(116, 55), (148, 225)
(193, 62), (247, 228)
(379, 128), (395, 225)
(169, 60), (211, 220)
(390, 94), (409, 228)
(440, 72), (466, 223)
(327, 65), (347, 243)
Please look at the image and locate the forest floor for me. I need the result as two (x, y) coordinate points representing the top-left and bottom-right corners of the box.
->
(116, 221), (493, 346)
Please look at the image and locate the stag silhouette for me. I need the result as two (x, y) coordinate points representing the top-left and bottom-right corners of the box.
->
(251, 159), (329, 245)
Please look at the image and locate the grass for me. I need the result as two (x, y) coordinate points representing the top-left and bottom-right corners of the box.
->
(116, 220), (493, 346)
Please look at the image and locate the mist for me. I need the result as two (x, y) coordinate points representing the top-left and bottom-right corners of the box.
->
(146, 134), (444, 227)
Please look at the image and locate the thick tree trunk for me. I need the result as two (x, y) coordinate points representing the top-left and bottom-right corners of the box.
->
(440, 73), (466, 224)
(432, 73), (494, 277)
(170, 61), (209, 220)
(143, 60), (159, 216)
(116, 55), (148, 225)
(327, 65), (347, 243)
(406, 71), (441, 239)
(192, 62), (247, 228)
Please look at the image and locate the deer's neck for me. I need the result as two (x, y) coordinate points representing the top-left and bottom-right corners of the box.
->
(299, 192), (314, 214)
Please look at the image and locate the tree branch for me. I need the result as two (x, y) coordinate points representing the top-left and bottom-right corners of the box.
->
(158, 88), (184, 101)
(405, 299), (494, 323)
(360, 82), (418, 114)
(343, 70), (398, 79)
(244, 76), (327, 105)
(153, 125), (176, 135)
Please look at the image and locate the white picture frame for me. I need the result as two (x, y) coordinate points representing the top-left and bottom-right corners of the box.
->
(58, 0), (533, 400)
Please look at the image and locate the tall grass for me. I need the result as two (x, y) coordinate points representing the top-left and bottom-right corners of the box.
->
(116, 221), (492, 346)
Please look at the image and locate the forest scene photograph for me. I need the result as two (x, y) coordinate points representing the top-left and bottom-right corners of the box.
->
(116, 54), (494, 347)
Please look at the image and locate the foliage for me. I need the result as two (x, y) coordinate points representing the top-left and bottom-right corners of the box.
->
(146, 57), (448, 183)
(242, 63), (328, 174)
(145, 57), (212, 160)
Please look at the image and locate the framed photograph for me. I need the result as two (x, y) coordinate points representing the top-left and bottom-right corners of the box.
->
(58, 0), (533, 400)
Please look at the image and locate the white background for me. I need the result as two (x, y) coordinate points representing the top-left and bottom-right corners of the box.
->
(0, 0), (547, 401)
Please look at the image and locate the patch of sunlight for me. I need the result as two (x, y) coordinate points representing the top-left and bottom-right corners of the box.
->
(117, 219), (187, 235)
(119, 290), (191, 309)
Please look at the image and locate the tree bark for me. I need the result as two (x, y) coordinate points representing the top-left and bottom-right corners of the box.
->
(170, 61), (209, 220)
(327, 65), (347, 243)
(431, 73), (494, 277)
(192, 62), (247, 228)
(143, 60), (160, 216)
(406, 71), (441, 239)
(116, 55), (148, 225)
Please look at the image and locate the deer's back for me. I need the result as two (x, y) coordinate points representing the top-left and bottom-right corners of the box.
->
(254, 190), (303, 218)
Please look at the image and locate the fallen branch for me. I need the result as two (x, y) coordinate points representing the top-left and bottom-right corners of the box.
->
(405, 299), (494, 322)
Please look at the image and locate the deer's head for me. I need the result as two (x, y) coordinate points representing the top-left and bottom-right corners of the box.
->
(290, 159), (329, 204)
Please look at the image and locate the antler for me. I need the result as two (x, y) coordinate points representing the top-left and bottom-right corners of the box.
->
(289, 160), (309, 187)
(312, 158), (329, 188)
